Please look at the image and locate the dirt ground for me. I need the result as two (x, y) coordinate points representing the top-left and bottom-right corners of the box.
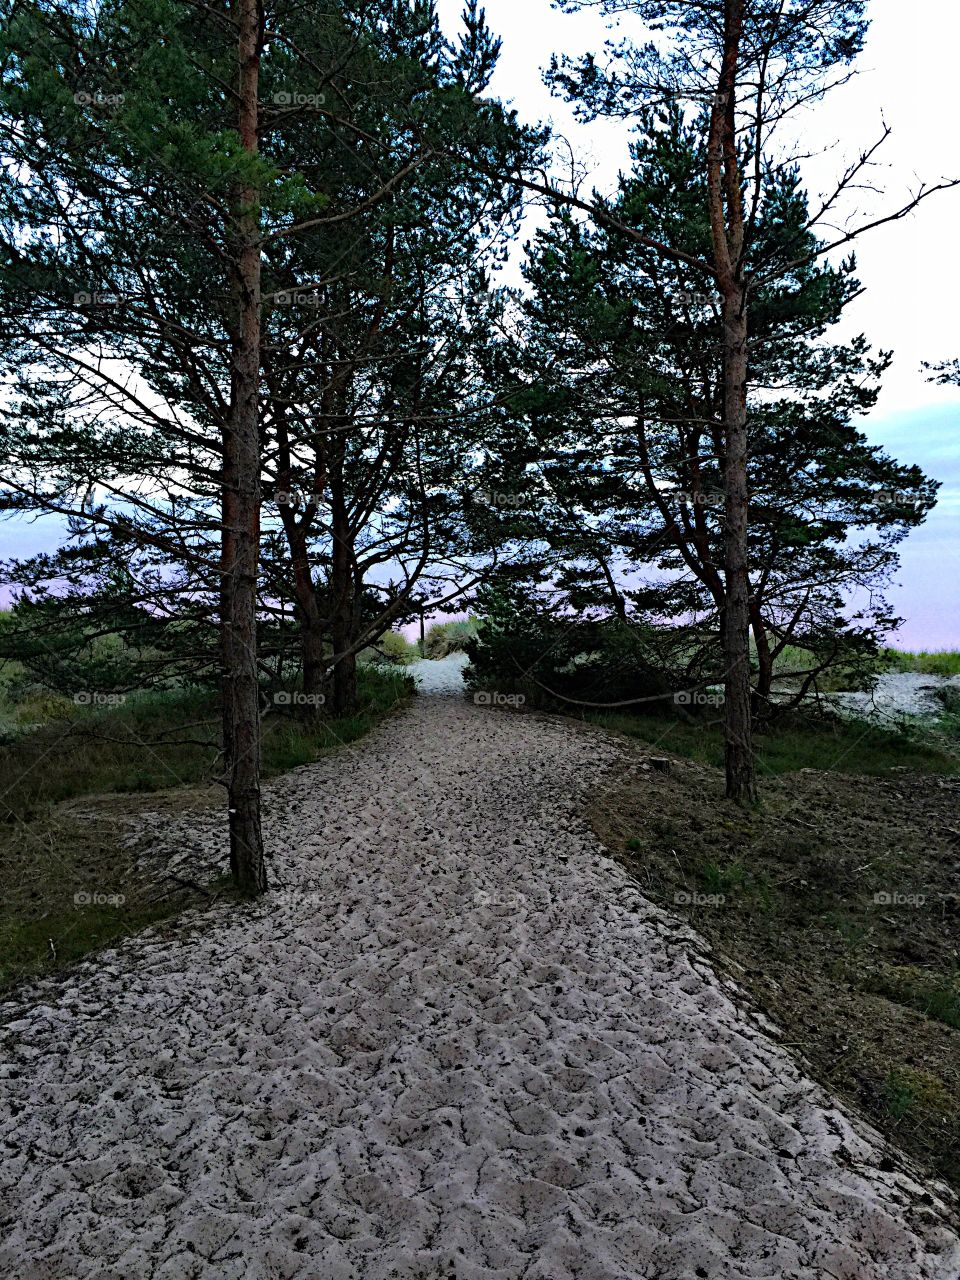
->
(589, 737), (960, 1193)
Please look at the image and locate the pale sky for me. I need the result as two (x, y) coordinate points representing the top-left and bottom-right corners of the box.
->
(435, 0), (960, 648)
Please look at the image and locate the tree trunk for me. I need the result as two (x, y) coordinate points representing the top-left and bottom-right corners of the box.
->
(331, 642), (358, 717)
(283, 521), (326, 707)
(329, 516), (358, 716)
(721, 297), (756, 803)
(328, 443), (359, 717)
(750, 606), (774, 719)
(707, 0), (756, 804)
(221, 0), (266, 895)
(301, 615), (327, 704)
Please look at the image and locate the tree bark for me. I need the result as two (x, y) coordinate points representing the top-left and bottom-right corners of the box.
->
(324, 421), (360, 717)
(221, 0), (266, 894)
(707, 0), (756, 804)
(750, 604), (774, 717)
(720, 298), (756, 803)
(331, 641), (358, 717)
(301, 612), (328, 704)
(282, 518), (327, 706)
(329, 496), (358, 717)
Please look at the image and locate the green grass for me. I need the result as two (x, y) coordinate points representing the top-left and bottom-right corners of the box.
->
(863, 968), (960, 1032)
(883, 1072), (918, 1121)
(924, 985), (960, 1030)
(0, 895), (197, 991)
(698, 860), (748, 895)
(586, 709), (958, 776)
(768, 644), (873, 693)
(0, 797), (230, 991)
(358, 629), (419, 666)
(764, 645), (960, 692)
(882, 649), (960, 677)
(423, 616), (479, 658)
(0, 667), (412, 818)
(881, 1066), (959, 1133)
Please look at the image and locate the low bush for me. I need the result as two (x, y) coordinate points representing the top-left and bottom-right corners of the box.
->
(360, 629), (419, 665)
(423, 617), (479, 658)
(464, 587), (674, 711)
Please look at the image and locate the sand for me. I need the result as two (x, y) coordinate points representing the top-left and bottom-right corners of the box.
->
(1, 658), (958, 1278)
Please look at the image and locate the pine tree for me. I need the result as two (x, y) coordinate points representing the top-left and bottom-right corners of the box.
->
(495, 110), (936, 721)
(540, 0), (953, 800)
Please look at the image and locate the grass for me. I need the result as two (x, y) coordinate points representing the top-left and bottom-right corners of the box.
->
(862, 966), (960, 1032)
(585, 708), (958, 777)
(883, 1072), (918, 1121)
(0, 667), (413, 819)
(699, 860), (748, 895)
(0, 666), (413, 991)
(882, 649), (960, 677)
(761, 644), (960, 693)
(768, 644), (875, 693)
(0, 887), (206, 993)
(358, 629), (420, 666)
(882, 1067), (960, 1135)
(0, 800), (233, 991)
(423, 616), (479, 658)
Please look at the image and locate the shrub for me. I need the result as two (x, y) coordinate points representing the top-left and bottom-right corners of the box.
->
(12, 690), (76, 726)
(423, 618), (479, 658)
(464, 586), (672, 711)
(361, 630), (418, 665)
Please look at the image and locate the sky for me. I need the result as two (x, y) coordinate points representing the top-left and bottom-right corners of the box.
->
(3, 1), (958, 648)
(434, 0), (960, 649)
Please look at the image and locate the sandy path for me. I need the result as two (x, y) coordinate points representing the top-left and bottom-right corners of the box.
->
(1, 661), (958, 1279)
